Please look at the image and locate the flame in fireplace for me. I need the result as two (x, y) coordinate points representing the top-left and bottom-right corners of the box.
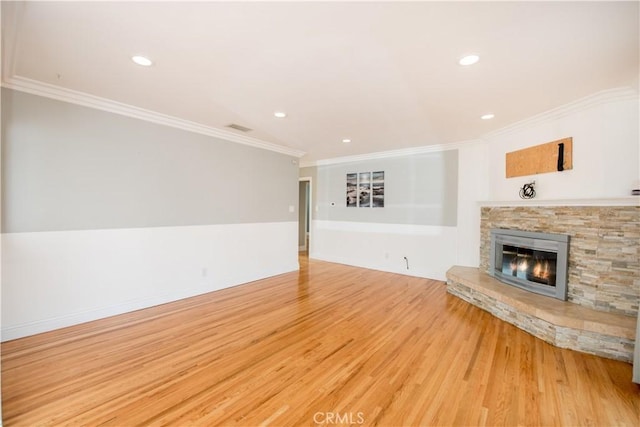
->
(532, 259), (550, 280)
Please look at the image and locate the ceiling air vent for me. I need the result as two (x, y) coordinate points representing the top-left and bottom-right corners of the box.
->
(226, 123), (253, 132)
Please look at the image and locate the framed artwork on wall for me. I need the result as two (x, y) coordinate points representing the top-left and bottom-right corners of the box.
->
(372, 171), (384, 207)
(346, 171), (384, 208)
(359, 172), (371, 207)
(346, 173), (358, 207)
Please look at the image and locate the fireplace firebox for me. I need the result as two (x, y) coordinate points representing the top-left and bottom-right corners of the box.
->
(490, 229), (569, 300)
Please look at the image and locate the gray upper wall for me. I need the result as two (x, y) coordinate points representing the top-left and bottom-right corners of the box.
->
(1, 88), (299, 233)
(311, 150), (458, 226)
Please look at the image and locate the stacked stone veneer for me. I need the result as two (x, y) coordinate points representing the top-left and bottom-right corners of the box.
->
(480, 206), (639, 317)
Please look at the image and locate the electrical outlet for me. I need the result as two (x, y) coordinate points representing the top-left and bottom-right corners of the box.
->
(202, 268), (208, 277)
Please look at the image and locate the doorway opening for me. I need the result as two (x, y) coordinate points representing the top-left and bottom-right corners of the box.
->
(298, 177), (312, 255)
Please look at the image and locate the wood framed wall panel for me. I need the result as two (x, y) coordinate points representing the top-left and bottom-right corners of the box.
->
(506, 137), (573, 178)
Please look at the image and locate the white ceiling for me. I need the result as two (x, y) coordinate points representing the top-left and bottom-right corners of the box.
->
(2, 1), (639, 163)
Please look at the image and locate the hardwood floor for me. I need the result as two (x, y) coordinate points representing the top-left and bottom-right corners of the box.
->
(2, 257), (639, 426)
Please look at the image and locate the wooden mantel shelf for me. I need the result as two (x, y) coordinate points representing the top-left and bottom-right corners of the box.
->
(478, 197), (639, 207)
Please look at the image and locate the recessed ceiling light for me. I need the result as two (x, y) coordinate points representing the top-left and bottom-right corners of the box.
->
(274, 111), (287, 118)
(459, 54), (480, 66)
(342, 139), (351, 143)
(481, 113), (495, 120)
(132, 55), (153, 67)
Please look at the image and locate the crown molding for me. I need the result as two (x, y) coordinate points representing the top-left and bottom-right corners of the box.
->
(300, 139), (485, 168)
(483, 87), (639, 140)
(1, 76), (306, 158)
(300, 86), (638, 168)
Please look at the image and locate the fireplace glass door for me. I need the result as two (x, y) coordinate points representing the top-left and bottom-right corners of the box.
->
(500, 245), (557, 287)
(490, 228), (569, 300)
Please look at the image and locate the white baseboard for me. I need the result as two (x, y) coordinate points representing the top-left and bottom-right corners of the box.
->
(2, 222), (299, 341)
(310, 221), (458, 281)
(1, 263), (299, 341)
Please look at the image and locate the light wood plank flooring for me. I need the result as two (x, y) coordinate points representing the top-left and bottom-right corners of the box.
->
(2, 257), (639, 426)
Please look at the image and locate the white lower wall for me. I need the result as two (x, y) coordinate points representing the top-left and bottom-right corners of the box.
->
(1, 221), (299, 341)
(455, 142), (489, 268)
(310, 220), (458, 281)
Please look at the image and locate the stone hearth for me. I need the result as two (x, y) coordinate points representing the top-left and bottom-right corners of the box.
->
(446, 266), (636, 361)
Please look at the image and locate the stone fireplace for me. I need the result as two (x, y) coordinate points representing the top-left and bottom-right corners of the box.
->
(446, 202), (638, 362)
(480, 205), (638, 316)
